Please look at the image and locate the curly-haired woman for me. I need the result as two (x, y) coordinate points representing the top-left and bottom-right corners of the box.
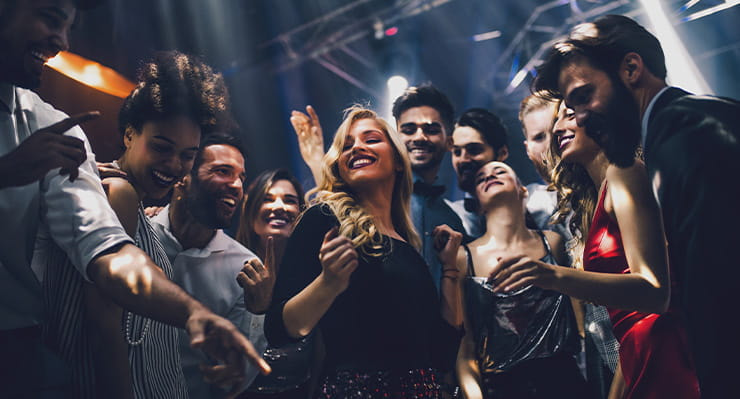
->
(264, 106), (460, 398)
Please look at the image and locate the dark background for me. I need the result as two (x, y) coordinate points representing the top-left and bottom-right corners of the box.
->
(41, 0), (740, 200)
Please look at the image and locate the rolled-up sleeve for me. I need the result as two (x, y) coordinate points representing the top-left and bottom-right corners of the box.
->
(39, 126), (132, 281)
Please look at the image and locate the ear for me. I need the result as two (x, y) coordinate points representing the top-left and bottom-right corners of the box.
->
(521, 185), (529, 199)
(123, 127), (136, 149)
(619, 52), (644, 87)
(496, 145), (509, 162)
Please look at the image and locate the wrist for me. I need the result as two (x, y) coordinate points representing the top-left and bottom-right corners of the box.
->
(316, 272), (344, 297)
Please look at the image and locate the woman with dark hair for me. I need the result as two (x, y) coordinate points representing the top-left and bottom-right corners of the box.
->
(488, 100), (699, 398)
(235, 169), (314, 399)
(44, 51), (231, 398)
(442, 160), (586, 399)
(264, 106), (460, 398)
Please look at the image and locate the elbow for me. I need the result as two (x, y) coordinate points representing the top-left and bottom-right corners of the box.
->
(643, 284), (671, 314)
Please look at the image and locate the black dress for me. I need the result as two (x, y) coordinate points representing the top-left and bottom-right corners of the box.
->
(264, 204), (459, 398)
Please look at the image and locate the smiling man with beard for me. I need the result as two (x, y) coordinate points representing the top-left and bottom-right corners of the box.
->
(391, 84), (465, 293)
(534, 14), (740, 398)
(150, 132), (269, 398)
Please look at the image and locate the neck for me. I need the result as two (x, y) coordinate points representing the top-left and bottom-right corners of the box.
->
(480, 201), (532, 247)
(634, 80), (667, 120)
(583, 151), (610, 189)
(355, 184), (397, 238)
(414, 165), (440, 184)
(169, 195), (216, 250)
(116, 156), (145, 201)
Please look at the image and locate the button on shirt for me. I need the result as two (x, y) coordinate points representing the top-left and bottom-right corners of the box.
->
(151, 206), (267, 398)
(0, 83), (131, 330)
(411, 175), (465, 293)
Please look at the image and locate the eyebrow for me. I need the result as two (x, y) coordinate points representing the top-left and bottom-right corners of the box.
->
(152, 136), (199, 151)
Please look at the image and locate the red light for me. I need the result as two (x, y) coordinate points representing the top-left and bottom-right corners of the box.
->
(385, 27), (398, 36)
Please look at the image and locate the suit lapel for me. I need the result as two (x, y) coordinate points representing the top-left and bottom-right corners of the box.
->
(644, 87), (691, 164)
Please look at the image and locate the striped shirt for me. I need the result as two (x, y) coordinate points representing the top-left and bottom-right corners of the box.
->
(42, 205), (189, 398)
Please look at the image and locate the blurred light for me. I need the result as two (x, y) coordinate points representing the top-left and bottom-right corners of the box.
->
(386, 75), (408, 120)
(46, 51), (136, 98)
(373, 20), (385, 40)
(639, 0), (712, 94)
(385, 26), (399, 36)
(473, 30), (502, 42)
(683, 0), (739, 22)
(680, 0), (701, 12)
(505, 68), (529, 94)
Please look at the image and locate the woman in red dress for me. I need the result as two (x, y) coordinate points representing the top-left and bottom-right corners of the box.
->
(488, 100), (699, 398)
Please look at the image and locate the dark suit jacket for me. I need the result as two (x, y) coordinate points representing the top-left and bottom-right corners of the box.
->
(644, 87), (740, 397)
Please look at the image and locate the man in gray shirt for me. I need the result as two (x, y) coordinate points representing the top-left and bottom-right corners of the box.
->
(150, 133), (269, 398)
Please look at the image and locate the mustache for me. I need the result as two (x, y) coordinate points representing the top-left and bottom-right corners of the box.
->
(458, 160), (485, 175)
(407, 141), (435, 151)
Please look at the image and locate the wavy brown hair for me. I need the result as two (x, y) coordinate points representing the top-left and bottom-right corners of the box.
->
(545, 100), (598, 268)
(306, 106), (420, 257)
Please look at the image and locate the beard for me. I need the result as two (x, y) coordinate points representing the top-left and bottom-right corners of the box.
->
(185, 177), (233, 229)
(583, 77), (642, 168)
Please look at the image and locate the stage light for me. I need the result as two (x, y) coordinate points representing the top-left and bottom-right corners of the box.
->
(46, 51), (135, 98)
(639, 0), (712, 94)
(505, 68), (529, 94)
(473, 30), (502, 42)
(385, 27), (399, 36)
(386, 75), (408, 120)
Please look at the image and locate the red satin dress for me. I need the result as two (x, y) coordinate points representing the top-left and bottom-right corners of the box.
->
(582, 183), (700, 398)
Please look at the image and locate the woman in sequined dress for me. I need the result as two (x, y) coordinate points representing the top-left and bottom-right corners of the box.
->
(439, 161), (587, 399)
(264, 106), (461, 398)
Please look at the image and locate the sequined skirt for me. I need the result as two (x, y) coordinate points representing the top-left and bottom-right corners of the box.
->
(317, 368), (444, 399)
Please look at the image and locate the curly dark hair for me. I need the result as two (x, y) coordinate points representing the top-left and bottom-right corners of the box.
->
(456, 108), (508, 154)
(391, 83), (455, 133)
(118, 51), (231, 137)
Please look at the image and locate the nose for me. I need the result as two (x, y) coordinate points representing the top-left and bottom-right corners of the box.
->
(271, 197), (288, 211)
(229, 174), (243, 191)
(50, 29), (70, 54)
(410, 126), (429, 142)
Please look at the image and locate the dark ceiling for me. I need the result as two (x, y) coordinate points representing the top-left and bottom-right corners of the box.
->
(62, 0), (740, 196)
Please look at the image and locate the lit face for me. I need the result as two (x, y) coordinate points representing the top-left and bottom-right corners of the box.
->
(252, 179), (301, 241)
(186, 144), (246, 229)
(557, 57), (641, 166)
(337, 118), (399, 190)
(397, 106), (448, 174)
(451, 125), (496, 193)
(473, 161), (524, 211)
(552, 101), (600, 165)
(0, 0), (75, 88)
(521, 105), (554, 180)
(122, 116), (201, 200)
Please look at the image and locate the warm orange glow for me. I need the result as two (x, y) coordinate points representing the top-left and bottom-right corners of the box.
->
(46, 51), (135, 98)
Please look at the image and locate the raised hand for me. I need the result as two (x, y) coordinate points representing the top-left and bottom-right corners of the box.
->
(0, 111), (100, 188)
(290, 105), (325, 182)
(97, 161), (128, 179)
(237, 236), (277, 314)
(317, 226), (358, 295)
(186, 308), (271, 397)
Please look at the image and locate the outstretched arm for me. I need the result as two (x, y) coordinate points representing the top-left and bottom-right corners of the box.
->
(489, 162), (670, 314)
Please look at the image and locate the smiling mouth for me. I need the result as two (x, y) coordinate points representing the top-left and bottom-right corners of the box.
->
(220, 197), (237, 209)
(559, 134), (575, 150)
(151, 169), (176, 187)
(349, 156), (376, 169)
(266, 215), (292, 228)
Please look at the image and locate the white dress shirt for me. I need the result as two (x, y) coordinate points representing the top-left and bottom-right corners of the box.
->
(151, 206), (268, 398)
(0, 83), (131, 330)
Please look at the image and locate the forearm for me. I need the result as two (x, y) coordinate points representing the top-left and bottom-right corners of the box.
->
(88, 243), (204, 328)
(456, 335), (482, 399)
(440, 275), (463, 329)
(282, 273), (340, 338)
(550, 266), (669, 314)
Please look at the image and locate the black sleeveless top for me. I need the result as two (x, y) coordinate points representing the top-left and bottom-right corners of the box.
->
(462, 230), (579, 374)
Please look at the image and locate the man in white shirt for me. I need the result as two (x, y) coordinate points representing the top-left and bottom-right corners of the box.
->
(151, 133), (270, 398)
(0, 0), (268, 395)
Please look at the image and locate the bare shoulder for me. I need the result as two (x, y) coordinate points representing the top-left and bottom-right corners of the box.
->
(103, 177), (138, 201)
(102, 177), (139, 237)
(605, 160), (650, 190)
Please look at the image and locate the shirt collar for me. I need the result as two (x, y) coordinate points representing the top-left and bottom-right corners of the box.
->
(641, 86), (671, 146)
(0, 83), (16, 114)
(152, 204), (230, 257)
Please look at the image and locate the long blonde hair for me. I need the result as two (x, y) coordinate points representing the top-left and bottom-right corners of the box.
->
(546, 99), (598, 269)
(307, 106), (420, 257)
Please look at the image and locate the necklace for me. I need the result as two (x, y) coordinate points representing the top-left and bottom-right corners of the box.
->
(125, 311), (151, 346)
